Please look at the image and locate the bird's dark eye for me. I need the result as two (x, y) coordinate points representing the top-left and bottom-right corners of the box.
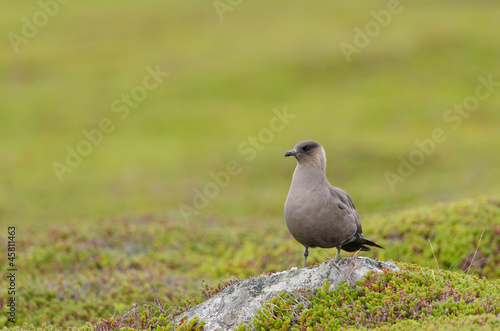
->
(303, 146), (311, 152)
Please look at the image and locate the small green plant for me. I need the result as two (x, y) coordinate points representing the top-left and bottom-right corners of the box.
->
(200, 277), (242, 301)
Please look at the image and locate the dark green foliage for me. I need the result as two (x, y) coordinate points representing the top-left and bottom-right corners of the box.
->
(252, 263), (500, 330)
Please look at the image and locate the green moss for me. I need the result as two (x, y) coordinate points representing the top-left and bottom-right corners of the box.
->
(363, 314), (500, 331)
(252, 262), (500, 330)
(364, 196), (500, 279)
(2, 196), (500, 328)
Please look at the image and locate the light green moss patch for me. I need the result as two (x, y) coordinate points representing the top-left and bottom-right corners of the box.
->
(364, 196), (500, 279)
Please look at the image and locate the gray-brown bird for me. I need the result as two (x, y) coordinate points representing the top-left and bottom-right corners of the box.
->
(284, 140), (383, 267)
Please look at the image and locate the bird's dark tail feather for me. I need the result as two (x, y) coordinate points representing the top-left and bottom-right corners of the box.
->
(341, 235), (384, 252)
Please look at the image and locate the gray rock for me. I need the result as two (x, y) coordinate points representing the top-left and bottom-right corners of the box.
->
(181, 257), (399, 330)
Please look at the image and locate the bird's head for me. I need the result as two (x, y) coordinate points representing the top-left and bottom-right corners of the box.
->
(285, 140), (327, 169)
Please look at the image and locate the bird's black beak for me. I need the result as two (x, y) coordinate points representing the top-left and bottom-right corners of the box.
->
(284, 150), (297, 157)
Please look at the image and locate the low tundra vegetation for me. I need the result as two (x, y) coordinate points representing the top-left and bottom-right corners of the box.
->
(244, 263), (500, 330)
(2, 196), (499, 329)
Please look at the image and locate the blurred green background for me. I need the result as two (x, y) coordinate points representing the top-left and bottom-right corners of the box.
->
(2, 0), (500, 327)
(2, 0), (499, 228)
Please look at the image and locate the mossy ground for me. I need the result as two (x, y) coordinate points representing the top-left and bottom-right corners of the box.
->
(1, 196), (499, 329)
(248, 263), (500, 330)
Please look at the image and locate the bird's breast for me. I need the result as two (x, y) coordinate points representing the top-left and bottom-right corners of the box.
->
(284, 185), (356, 248)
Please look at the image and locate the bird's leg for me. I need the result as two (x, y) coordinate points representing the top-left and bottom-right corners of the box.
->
(303, 247), (309, 268)
(336, 246), (341, 260)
